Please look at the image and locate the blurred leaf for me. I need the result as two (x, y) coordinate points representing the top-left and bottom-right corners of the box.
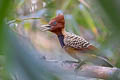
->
(78, 4), (99, 37)
(0, 0), (14, 79)
(65, 14), (80, 35)
(24, 22), (31, 30)
(97, 0), (120, 67)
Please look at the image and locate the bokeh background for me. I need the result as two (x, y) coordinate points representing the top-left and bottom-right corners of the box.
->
(0, 0), (120, 80)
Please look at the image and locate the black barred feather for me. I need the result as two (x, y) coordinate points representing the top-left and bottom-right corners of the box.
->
(64, 32), (91, 49)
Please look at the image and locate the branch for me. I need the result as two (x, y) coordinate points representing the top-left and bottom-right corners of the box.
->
(46, 59), (120, 79)
(77, 65), (119, 79)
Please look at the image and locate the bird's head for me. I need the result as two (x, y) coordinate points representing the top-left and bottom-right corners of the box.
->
(41, 14), (65, 35)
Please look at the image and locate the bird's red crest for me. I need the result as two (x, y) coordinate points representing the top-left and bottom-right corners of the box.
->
(49, 14), (64, 24)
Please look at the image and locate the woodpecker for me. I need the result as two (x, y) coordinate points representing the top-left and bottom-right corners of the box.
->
(41, 14), (113, 67)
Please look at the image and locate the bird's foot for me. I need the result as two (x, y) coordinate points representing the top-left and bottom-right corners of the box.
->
(74, 61), (86, 71)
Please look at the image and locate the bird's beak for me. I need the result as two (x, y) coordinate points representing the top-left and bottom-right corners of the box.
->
(40, 24), (51, 31)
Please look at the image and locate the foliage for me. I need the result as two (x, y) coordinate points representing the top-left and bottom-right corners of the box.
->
(0, 0), (120, 80)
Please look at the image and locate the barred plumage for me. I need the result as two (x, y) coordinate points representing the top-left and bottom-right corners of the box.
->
(64, 32), (91, 49)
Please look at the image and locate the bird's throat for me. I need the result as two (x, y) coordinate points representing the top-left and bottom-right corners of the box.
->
(57, 34), (65, 48)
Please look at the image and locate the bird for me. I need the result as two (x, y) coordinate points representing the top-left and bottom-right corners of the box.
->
(41, 14), (113, 68)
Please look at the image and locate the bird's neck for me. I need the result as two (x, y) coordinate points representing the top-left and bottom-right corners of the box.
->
(57, 28), (66, 48)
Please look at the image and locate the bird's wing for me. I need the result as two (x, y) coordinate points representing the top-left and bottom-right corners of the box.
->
(64, 33), (97, 52)
(64, 33), (114, 67)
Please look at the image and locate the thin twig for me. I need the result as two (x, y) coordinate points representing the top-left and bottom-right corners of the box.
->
(79, 0), (90, 8)
(7, 17), (42, 25)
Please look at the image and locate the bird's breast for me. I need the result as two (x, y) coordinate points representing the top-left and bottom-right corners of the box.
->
(63, 46), (83, 60)
(63, 46), (96, 61)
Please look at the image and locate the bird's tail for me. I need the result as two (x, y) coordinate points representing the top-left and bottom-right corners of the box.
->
(91, 56), (114, 67)
(98, 56), (114, 67)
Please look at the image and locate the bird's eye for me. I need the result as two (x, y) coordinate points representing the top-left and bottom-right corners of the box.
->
(52, 21), (57, 25)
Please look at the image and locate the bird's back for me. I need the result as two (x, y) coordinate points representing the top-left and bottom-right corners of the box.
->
(63, 32), (96, 52)
(62, 32), (94, 59)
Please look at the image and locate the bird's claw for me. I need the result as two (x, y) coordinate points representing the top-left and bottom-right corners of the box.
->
(74, 61), (86, 71)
